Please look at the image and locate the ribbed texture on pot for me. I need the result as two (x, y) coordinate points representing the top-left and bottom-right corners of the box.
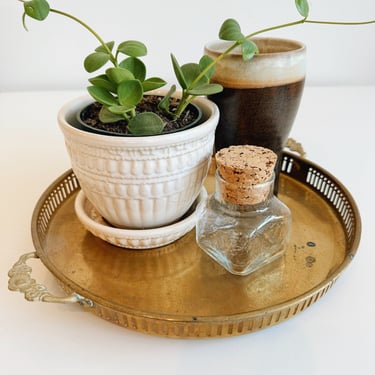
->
(58, 94), (219, 229)
(74, 189), (207, 249)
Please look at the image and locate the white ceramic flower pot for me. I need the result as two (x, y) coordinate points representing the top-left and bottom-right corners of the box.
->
(58, 92), (219, 229)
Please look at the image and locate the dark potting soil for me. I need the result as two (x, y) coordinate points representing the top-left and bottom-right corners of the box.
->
(80, 95), (200, 135)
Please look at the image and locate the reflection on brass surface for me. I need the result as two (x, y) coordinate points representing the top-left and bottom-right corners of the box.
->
(26, 153), (360, 338)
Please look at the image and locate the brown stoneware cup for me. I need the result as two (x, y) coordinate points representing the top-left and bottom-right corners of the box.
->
(205, 38), (306, 191)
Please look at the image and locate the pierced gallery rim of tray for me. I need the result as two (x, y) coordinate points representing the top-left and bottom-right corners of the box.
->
(28, 152), (361, 338)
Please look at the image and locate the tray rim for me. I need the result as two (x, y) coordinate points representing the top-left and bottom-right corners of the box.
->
(29, 152), (362, 334)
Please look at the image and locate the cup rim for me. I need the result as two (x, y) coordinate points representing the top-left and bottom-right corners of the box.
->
(205, 37), (306, 58)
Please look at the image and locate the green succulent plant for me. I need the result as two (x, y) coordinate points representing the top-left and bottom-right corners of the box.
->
(19, 0), (223, 135)
(19, 0), (374, 135)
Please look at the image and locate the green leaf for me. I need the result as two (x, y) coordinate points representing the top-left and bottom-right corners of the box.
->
(127, 112), (165, 135)
(241, 39), (259, 61)
(199, 55), (215, 80)
(117, 40), (147, 57)
(171, 54), (188, 89)
(108, 105), (134, 115)
(219, 19), (244, 41)
(95, 41), (115, 53)
(158, 85), (176, 111)
(187, 83), (223, 96)
(23, 0), (50, 21)
(84, 52), (110, 73)
(99, 106), (125, 123)
(181, 63), (208, 87)
(88, 74), (117, 92)
(117, 80), (143, 107)
(87, 86), (118, 106)
(119, 57), (146, 81)
(142, 77), (167, 92)
(106, 67), (134, 84)
(295, 0), (309, 18)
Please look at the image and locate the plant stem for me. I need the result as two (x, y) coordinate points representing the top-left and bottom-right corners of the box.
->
(174, 95), (192, 118)
(245, 18), (307, 38)
(49, 8), (117, 66)
(189, 16), (375, 93)
(178, 15), (375, 116)
(186, 17), (307, 95)
(179, 18), (307, 114)
(306, 19), (375, 26)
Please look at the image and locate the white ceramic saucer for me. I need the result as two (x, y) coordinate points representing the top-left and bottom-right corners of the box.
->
(74, 188), (207, 249)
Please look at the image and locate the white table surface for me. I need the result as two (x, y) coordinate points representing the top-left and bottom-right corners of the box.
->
(1, 87), (374, 375)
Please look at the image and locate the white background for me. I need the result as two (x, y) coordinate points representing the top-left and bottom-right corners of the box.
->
(1, 1), (375, 375)
(1, 0), (375, 90)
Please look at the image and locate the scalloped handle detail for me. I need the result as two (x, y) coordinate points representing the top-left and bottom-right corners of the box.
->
(8, 252), (94, 307)
(285, 138), (306, 158)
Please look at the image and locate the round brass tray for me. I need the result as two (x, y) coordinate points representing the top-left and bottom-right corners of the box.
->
(13, 152), (361, 338)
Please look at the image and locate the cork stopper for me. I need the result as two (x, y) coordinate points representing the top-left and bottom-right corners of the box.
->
(215, 145), (277, 205)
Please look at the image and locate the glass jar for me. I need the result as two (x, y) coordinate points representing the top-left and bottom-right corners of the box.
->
(196, 171), (291, 276)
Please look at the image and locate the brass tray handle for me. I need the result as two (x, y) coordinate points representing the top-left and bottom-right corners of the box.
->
(8, 252), (94, 307)
(285, 138), (306, 158)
